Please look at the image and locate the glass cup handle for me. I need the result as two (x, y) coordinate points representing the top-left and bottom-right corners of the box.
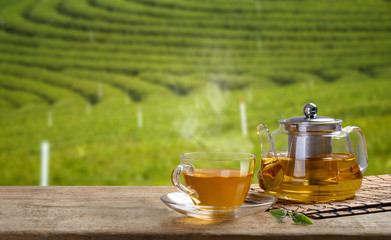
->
(171, 164), (197, 197)
(343, 126), (369, 173)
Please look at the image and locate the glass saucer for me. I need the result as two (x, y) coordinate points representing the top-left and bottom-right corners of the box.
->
(161, 191), (276, 221)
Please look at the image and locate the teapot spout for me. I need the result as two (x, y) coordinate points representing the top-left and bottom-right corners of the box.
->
(256, 124), (284, 191)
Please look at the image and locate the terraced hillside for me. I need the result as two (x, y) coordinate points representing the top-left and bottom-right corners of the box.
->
(0, 0), (391, 185)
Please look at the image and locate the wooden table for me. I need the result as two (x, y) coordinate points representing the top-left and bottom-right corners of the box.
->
(0, 186), (390, 240)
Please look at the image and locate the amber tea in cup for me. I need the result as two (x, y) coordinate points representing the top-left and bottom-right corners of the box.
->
(171, 152), (255, 209)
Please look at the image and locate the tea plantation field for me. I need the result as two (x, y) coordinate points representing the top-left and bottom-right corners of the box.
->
(0, 0), (391, 185)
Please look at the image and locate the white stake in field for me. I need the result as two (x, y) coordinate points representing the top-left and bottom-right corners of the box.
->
(40, 141), (50, 186)
(255, 0), (261, 13)
(125, 95), (130, 105)
(89, 30), (94, 43)
(98, 82), (103, 100)
(138, 105), (143, 128)
(240, 99), (248, 137)
(87, 103), (91, 114)
(257, 36), (262, 51)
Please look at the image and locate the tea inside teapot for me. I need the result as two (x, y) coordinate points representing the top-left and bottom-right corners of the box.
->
(257, 103), (368, 203)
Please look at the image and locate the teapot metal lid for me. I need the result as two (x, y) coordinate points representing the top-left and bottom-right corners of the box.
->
(279, 103), (342, 132)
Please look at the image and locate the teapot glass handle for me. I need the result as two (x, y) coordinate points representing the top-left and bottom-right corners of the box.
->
(343, 126), (368, 173)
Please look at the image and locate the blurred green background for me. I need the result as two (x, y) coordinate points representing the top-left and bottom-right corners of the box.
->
(0, 0), (390, 185)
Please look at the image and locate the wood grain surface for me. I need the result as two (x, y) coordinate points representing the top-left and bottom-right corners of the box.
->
(0, 186), (390, 240)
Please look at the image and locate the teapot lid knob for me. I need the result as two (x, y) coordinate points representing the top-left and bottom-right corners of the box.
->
(303, 103), (318, 119)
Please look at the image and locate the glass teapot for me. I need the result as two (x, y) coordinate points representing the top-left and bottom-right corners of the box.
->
(257, 103), (368, 203)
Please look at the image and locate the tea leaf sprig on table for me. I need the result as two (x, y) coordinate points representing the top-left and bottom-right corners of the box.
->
(269, 208), (313, 225)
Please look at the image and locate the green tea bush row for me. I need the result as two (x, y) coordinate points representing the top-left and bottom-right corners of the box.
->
(2, 32), (390, 74)
(130, 0), (390, 15)
(75, 0), (391, 38)
(0, 43), (201, 67)
(0, 73), (80, 104)
(373, 66), (391, 79)
(246, 69), (323, 86)
(62, 69), (173, 101)
(138, 71), (204, 95)
(96, 0), (390, 20)
(192, 72), (256, 90)
(0, 51), (209, 76)
(0, 52), (151, 73)
(28, 0), (254, 40)
(0, 0), (86, 41)
(0, 87), (47, 108)
(2, 0), (387, 56)
(37, 1), (387, 44)
(28, 0), (391, 45)
(0, 42), (332, 72)
(93, 0), (391, 30)
(2, 30), (390, 66)
(0, 31), (205, 56)
(0, 0), (15, 9)
(3, 6), (390, 58)
(4, 7), (250, 49)
(0, 98), (13, 110)
(0, 63), (99, 103)
(1, 31), (390, 72)
(315, 69), (373, 83)
(1, 47), (390, 83)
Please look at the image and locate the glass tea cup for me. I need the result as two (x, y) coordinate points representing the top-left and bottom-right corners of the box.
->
(171, 152), (255, 209)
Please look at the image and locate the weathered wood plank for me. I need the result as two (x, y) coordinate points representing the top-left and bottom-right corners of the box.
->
(0, 186), (390, 240)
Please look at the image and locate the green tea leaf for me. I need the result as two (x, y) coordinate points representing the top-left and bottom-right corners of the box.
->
(292, 214), (313, 225)
(269, 209), (287, 223)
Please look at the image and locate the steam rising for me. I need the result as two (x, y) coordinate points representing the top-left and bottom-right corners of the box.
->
(176, 82), (253, 153)
(176, 42), (253, 152)
(177, 82), (225, 141)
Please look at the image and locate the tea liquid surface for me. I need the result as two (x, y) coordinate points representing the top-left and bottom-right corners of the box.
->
(183, 168), (253, 207)
(261, 153), (362, 202)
